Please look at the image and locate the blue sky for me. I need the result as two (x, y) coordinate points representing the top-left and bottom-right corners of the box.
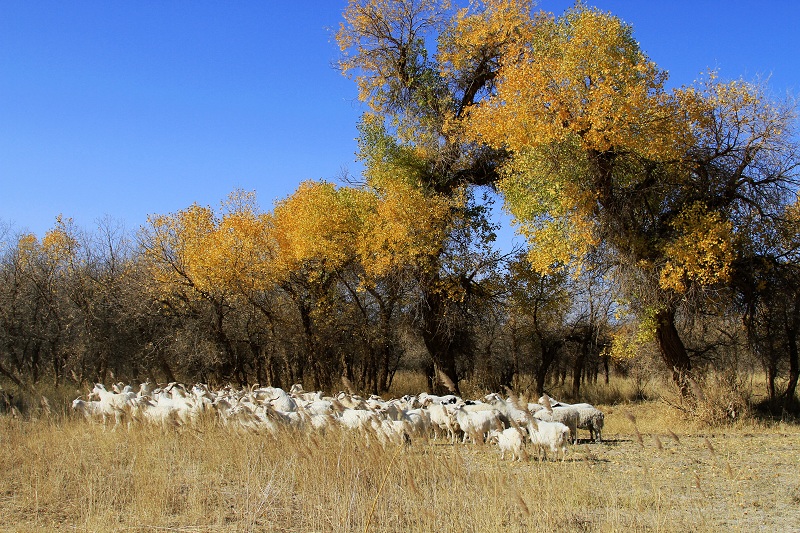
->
(2, 1), (798, 244)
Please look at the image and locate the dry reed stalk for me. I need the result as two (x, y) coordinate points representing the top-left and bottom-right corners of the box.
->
(540, 393), (553, 413)
(581, 444), (598, 462)
(687, 377), (707, 402)
(652, 434), (663, 451)
(342, 375), (356, 395)
(703, 437), (716, 456)
(623, 410), (637, 425)
(436, 368), (457, 393)
(725, 461), (735, 479)
(512, 490), (531, 516)
(504, 386), (533, 431)
(405, 471), (419, 495)
(667, 429), (681, 444)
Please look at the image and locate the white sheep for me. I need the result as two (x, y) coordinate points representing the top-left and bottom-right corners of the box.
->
(299, 399), (334, 415)
(538, 396), (604, 442)
(526, 419), (570, 460)
(130, 396), (180, 429)
(564, 403), (605, 442)
(371, 418), (411, 447)
(487, 427), (526, 461)
(336, 408), (379, 431)
(425, 402), (459, 443)
(335, 392), (369, 410)
(71, 398), (105, 422)
(451, 405), (503, 444)
(534, 406), (579, 444)
(88, 384), (134, 430)
(416, 392), (460, 407)
(399, 408), (431, 439)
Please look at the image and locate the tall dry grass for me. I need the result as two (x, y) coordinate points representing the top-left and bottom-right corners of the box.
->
(0, 417), (654, 531)
(2, 372), (799, 532)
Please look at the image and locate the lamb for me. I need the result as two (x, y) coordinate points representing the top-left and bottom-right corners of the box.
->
(487, 427), (526, 461)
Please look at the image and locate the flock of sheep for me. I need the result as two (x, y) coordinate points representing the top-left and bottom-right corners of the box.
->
(71, 382), (605, 461)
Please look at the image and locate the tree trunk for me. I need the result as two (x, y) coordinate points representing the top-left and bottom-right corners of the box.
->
(159, 354), (176, 384)
(572, 338), (588, 398)
(767, 363), (778, 404)
(420, 289), (460, 395)
(297, 301), (322, 391)
(783, 319), (799, 412)
(655, 308), (693, 396)
(535, 342), (559, 396)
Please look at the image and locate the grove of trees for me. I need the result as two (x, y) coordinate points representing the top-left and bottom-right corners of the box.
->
(1, 0), (798, 414)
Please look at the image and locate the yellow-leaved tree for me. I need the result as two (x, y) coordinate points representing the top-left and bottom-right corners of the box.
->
(268, 180), (373, 389)
(463, 4), (799, 392)
(140, 190), (275, 383)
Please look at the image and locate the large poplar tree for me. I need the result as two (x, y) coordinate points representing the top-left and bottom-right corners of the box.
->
(463, 5), (800, 394)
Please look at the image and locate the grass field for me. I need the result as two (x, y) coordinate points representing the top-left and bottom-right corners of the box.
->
(1, 376), (799, 532)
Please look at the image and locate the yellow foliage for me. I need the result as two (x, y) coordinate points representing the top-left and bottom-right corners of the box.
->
(271, 181), (369, 279)
(143, 191), (276, 300)
(358, 180), (453, 280)
(465, 5), (686, 161)
(784, 194), (800, 249)
(498, 145), (599, 273)
(271, 178), (454, 287)
(608, 320), (653, 362)
(15, 233), (39, 271)
(438, 0), (534, 82)
(337, 0), (449, 111)
(41, 215), (80, 269)
(659, 203), (735, 293)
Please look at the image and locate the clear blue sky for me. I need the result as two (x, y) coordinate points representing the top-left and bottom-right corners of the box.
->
(2, 1), (798, 242)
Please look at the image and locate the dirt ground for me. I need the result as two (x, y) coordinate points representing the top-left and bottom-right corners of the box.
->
(569, 407), (800, 531)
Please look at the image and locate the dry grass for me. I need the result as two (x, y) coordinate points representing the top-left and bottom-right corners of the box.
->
(2, 372), (799, 531)
(2, 394), (799, 532)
